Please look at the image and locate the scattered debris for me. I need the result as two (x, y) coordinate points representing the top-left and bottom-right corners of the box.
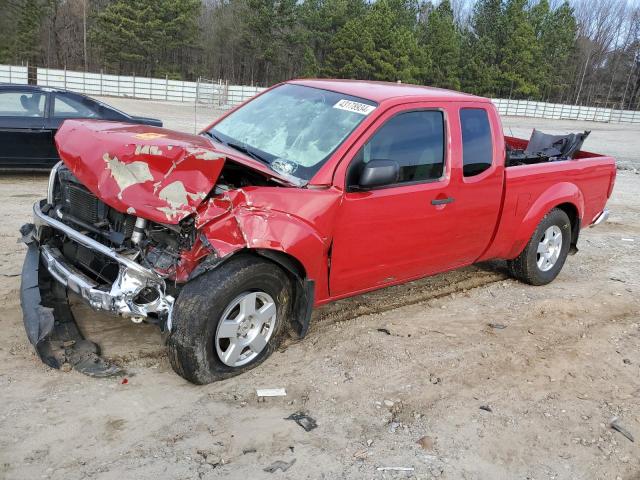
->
(205, 454), (221, 466)
(377, 466), (415, 472)
(610, 277), (626, 283)
(285, 412), (317, 431)
(60, 363), (72, 373)
(353, 449), (368, 459)
(527, 328), (535, 335)
(121, 378), (129, 385)
(0, 272), (20, 277)
(621, 238), (635, 242)
(424, 329), (458, 338)
(256, 388), (286, 397)
(488, 323), (507, 330)
(377, 328), (391, 335)
(367, 439), (373, 447)
(479, 405), (493, 413)
(388, 421), (400, 433)
(242, 448), (257, 455)
(610, 417), (635, 442)
(416, 436), (435, 450)
(623, 358), (631, 365)
(383, 399), (394, 408)
(264, 459), (296, 473)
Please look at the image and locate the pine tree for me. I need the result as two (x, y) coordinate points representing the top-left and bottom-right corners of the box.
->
(91, 0), (200, 77)
(13, 0), (45, 65)
(324, 0), (424, 83)
(0, 0), (19, 63)
(298, 0), (367, 75)
(241, 0), (300, 84)
(498, 0), (542, 98)
(420, 0), (461, 90)
(460, 0), (503, 96)
(530, 1), (577, 100)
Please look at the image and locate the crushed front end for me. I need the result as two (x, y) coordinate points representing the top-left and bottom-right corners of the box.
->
(20, 163), (195, 376)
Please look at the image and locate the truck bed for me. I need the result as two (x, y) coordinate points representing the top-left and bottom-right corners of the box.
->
(480, 136), (617, 262)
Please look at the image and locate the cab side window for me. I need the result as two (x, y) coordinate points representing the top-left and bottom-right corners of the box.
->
(0, 91), (46, 117)
(461, 108), (493, 177)
(53, 94), (98, 118)
(348, 110), (444, 188)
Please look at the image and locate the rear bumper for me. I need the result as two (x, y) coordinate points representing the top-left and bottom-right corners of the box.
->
(29, 200), (174, 323)
(590, 208), (609, 227)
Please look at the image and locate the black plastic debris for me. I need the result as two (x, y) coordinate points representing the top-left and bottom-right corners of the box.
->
(285, 412), (318, 431)
(507, 129), (590, 166)
(264, 459), (296, 473)
(479, 405), (493, 413)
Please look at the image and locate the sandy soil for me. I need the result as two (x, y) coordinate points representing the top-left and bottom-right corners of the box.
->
(0, 98), (639, 480)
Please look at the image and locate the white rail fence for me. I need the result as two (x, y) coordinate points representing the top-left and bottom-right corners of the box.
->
(491, 98), (640, 124)
(2, 64), (640, 123)
(0, 64), (265, 109)
(0, 65), (28, 84)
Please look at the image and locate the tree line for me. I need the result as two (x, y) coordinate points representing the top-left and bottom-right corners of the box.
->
(0, 0), (638, 109)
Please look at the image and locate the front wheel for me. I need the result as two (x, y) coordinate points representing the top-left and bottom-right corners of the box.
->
(508, 208), (572, 286)
(168, 255), (292, 384)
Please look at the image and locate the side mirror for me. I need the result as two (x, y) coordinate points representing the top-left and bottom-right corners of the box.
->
(358, 159), (399, 189)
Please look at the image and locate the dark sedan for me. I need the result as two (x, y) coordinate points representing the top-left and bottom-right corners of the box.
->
(0, 84), (162, 169)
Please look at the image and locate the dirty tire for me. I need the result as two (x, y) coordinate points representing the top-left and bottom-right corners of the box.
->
(508, 208), (572, 286)
(168, 255), (291, 384)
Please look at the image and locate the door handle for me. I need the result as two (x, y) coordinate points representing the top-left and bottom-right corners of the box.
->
(431, 197), (455, 206)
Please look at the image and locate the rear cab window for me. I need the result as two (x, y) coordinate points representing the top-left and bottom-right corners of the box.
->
(0, 91), (46, 117)
(460, 108), (493, 177)
(348, 110), (445, 188)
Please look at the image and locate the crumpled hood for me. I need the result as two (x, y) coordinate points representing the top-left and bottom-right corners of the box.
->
(55, 120), (227, 224)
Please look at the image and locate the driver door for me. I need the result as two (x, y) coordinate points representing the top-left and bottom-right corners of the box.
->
(329, 104), (459, 297)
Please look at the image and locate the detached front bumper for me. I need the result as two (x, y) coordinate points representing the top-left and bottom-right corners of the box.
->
(29, 200), (174, 322)
(20, 200), (174, 376)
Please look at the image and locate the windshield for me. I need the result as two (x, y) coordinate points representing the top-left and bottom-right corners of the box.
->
(209, 84), (377, 180)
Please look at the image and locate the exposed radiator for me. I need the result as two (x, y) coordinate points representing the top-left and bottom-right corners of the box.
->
(61, 182), (107, 224)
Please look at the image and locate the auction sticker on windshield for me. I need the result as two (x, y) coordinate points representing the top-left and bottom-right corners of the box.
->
(333, 99), (376, 115)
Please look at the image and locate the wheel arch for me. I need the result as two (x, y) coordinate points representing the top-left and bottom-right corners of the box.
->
(507, 182), (584, 259)
(192, 203), (334, 337)
(188, 245), (317, 338)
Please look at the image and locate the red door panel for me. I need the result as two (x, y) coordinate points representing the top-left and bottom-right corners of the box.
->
(329, 101), (505, 299)
(330, 181), (461, 296)
(329, 103), (460, 297)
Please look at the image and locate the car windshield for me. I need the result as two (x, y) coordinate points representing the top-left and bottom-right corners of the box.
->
(208, 84), (377, 181)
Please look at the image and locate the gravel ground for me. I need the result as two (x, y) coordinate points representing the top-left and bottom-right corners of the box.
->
(0, 97), (639, 480)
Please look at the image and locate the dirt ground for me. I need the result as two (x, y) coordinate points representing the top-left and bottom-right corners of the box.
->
(1, 97), (639, 480)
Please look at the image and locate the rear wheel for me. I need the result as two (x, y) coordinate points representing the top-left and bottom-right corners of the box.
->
(168, 255), (292, 384)
(508, 208), (572, 286)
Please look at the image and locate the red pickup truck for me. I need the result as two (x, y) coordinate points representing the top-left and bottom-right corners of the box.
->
(20, 80), (616, 383)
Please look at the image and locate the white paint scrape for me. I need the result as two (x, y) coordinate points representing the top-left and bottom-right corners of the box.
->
(103, 153), (153, 198)
(134, 144), (163, 156)
(159, 181), (189, 208)
(186, 147), (221, 161)
(157, 180), (204, 220)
